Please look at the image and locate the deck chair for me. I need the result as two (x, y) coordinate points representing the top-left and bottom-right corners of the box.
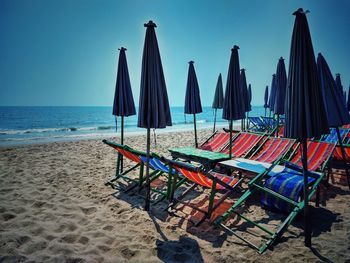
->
(163, 158), (243, 226)
(247, 137), (295, 164)
(220, 132), (265, 158)
(248, 117), (268, 132)
(199, 130), (233, 152)
(103, 140), (146, 190)
(317, 127), (348, 143)
(261, 116), (276, 130)
(285, 140), (335, 172)
(139, 153), (187, 203)
(215, 161), (323, 253)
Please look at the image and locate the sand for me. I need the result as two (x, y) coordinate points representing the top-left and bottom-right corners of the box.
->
(0, 129), (349, 263)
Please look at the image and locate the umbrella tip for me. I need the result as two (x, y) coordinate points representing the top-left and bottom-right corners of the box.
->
(279, 57), (284, 60)
(144, 20), (157, 27)
(293, 8), (310, 15)
(240, 68), (246, 72)
(118, 47), (127, 51)
(189, 60), (194, 64)
(232, 45), (240, 50)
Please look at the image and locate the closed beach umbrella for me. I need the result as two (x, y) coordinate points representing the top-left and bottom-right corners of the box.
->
(347, 86), (350, 111)
(284, 8), (329, 247)
(268, 74), (277, 116)
(264, 86), (269, 117)
(317, 53), (350, 188)
(240, 69), (248, 131)
(222, 45), (245, 158)
(246, 84), (252, 129)
(274, 57), (287, 136)
(185, 61), (203, 148)
(212, 73), (224, 133)
(138, 20), (172, 211)
(112, 47), (136, 174)
(335, 73), (343, 95)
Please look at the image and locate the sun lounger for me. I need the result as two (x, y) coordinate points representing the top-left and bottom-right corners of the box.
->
(199, 129), (233, 152)
(247, 137), (295, 164)
(162, 158), (243, 226)
(139, 153), (187, 203)
(248, 117), (267, 132)
(220, 132), (265, 158)
(103, 140), (146, 189)
(215, 161), (323, 253)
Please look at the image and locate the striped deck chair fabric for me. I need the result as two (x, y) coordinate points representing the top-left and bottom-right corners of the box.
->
(174, 165), (239, 190)
(248, 117), (267, 131)
(200, 132), (231, 152)
(261, 167), (320, 212)
(319, 128), (348, 143)
(118, 148), (142, 163)
(220, 132), (263, 157)
(249, 137), (294, 164)
(140, 156), (179, 174)
(333, 146), (350, 162)
(289, 141), (334, 171)
(278, 125), (285, 137)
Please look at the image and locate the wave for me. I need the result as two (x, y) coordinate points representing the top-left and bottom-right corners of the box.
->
(0, 119), (230, 136)
(0, 125), (116, 135)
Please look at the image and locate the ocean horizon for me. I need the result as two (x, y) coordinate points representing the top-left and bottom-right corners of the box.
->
(0, 106), (267, 146)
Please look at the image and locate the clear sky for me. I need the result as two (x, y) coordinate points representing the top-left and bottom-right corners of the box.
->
(0, 0), (349, 106)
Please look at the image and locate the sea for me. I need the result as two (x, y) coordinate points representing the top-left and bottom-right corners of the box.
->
(0, 106), (266, 147)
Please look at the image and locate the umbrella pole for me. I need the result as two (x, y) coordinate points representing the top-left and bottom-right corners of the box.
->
(335, 127), (350, 189)
(265, 108), (267, 117)
(229, 120), (233, 159)
(276, 114), (280, 137)
(144, 127), (151, 211)
(120, 116), (124, 173)
(213, 108), (217, 133)
(194, 114), (198, 148)
(246, 112), (249, 130)
(301, 138), (311, 247)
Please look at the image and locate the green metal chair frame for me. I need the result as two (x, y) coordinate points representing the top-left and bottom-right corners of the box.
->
(163, 158), (243, 226)
(215, 162), (324, 253)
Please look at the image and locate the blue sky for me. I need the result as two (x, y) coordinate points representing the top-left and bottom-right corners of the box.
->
(0, 0), (349, 106)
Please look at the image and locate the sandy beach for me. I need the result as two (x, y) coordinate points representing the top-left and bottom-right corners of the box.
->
(0, 129), (349, 263)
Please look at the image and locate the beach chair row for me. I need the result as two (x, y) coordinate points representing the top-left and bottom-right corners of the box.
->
(103, 127), (348, 253)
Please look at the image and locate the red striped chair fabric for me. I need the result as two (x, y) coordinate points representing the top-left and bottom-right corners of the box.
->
(174, 166), (239, 190)
(117, 148), (142, 163)
(200, 132), (231, 152)
(220, 132), (263, 157)
(289, 141), (334, 171)
(333, 146), (350, 162)
(250, 137), (294, 163)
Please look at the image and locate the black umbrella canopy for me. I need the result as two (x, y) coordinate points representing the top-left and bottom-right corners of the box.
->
(138, 20), (172, 211)
(240, 69), (249, 112)
(222, 46), (245, 121)
(264, 86), (269, 108)
(247, 84), (252, 112)
(274, 57), (287, 115)
(223, 45), (245, 158)
(138, 21), (172, 129)
(317, 53), (350, 127)
(212, 73), (224, 109)
(335, 73), (344, 95)
(185, 61), (203, 114)
(284, 9), (329, 247)
(347, 86), (350, 111)
(284, 9), (329, 139)
(112, 47), (136, 117)
(268, 74), (277, 112)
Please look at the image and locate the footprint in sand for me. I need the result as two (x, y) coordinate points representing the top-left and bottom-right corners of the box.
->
(78, 236), (89, 245)
(2, 213), (16, 221)
(102, 225), (114, 231)
(80, 206), (97, 215)
(61, 234), (78, 244)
